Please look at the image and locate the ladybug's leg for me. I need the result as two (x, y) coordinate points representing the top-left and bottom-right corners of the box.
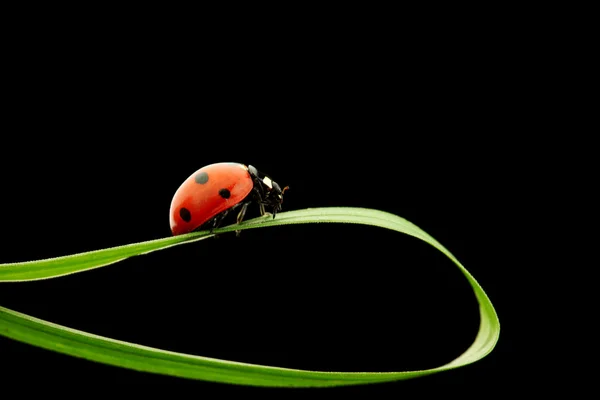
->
(209, 208), (231, 233)
(249, 186), (269, 217)
(236, 202), (250, 224)
(234, 201), (252, 237)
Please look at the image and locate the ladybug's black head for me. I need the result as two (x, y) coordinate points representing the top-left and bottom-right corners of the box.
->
(247, 164), (289, 218)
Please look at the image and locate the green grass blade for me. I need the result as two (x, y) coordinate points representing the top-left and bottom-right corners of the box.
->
(0, 207), (500, 387)
(0, 232), (213, 282)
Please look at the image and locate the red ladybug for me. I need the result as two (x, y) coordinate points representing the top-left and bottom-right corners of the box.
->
(169, 162), (288, 236)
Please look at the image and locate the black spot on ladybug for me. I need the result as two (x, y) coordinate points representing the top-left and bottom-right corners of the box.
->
(195, 172), (209, 184)
(219, 188), (231, 199)
(179, 207), (192, 222)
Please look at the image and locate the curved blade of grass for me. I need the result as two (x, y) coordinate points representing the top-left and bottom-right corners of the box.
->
(0, 207), (500, 387)
(0, 233), (215, 282)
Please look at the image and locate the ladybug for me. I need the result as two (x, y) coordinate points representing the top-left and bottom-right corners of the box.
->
(169, 162), (288, 236)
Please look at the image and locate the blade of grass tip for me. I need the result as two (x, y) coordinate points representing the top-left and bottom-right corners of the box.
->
(0, 207), (500, 387)
(0, 231), (214, 282)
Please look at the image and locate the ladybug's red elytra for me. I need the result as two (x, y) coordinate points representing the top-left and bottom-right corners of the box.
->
(169, 162), (288, 236)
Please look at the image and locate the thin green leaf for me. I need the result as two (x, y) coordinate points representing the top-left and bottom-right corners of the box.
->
(0, 207), (500, 387)
(0, 232), (213, 282)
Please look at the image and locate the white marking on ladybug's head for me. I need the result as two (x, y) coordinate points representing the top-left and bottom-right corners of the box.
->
(262, 176), (273, 189)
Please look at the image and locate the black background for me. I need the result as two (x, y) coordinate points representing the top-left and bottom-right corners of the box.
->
(0, 10), (532, 398)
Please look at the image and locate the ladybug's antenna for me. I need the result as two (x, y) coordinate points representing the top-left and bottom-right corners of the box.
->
(280, 186), (290, 203)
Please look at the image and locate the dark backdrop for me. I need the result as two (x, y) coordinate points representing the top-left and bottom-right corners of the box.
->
(0, 15), (522, 397)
